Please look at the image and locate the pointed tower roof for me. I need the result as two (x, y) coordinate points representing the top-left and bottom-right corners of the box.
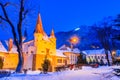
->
(50, 29), (55, 38)
(35, 13), (47, 36)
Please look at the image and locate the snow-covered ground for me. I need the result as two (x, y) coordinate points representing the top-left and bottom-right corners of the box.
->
(0, 66), (120, 80)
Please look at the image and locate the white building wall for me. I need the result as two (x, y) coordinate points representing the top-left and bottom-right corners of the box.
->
(85, 49), (112, 65)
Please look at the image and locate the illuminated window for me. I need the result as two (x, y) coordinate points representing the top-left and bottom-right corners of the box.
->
(41, 51), (44, 53)
(105, 56), (107, 59)
(57, 59), (62, 63)
(26, 52), (28, 54)
(101, 56), (104, 59)
(98, 56), (100, 59)
(31, 51), (34, 54)
(28, 45), (30, 47)
(63, 60), (66, 63)
(91, 56), (93, 58)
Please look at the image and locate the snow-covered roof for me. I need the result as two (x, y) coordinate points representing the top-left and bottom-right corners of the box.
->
(84, 49), (105, 55)
(23, 40), (34, 45)
(59, 45), (80, 53)
(72, 48), (80, 53)
(9, 45), (17, 53)
(0, 41), (7, 52)
(82, 51), (87, 55)
(56, 50), (67, 57)
(0, 40), (17, 53)
(59, 45), (68, 50)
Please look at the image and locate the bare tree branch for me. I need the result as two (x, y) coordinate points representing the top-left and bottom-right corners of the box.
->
(0, 2), (21, 62)
(0, 3), (9, 21)
(17, 0), (24, 45)
(0, 3), (21, 72)
(0, 19), (2, 23)
(0, 15), (7, 21)
(4, 2), (10, 7)
(15, 0), (25, 72)
(23, 9), (29, 20)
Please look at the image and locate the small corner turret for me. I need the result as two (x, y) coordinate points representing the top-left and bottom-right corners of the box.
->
(50, 29), (56, 38)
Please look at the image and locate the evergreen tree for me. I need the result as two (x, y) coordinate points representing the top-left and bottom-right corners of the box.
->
(77, 52), (86, 64)
(0, 57), (3, 69)
(77, 54), (83, 64)
(42, 56), (50, 74)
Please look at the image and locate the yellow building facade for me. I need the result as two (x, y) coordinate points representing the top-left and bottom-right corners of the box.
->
(0, 52), (18, 70)
(32, 14), (57, 71)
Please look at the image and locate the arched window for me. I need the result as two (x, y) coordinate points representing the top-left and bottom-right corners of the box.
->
(98, 56), (100, 59)
(31, 51), (34, 54)
(101, 56), (104, 59)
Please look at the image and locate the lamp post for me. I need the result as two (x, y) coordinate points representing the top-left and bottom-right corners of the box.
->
(69, 36), (79, 66)
(69, 36), (79, 50)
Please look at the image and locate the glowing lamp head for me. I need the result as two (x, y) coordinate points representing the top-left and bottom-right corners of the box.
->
(70, 36), (79, 44)
(73, 38), (77, 42)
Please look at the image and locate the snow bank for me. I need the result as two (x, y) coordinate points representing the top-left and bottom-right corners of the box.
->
(27, 70), (41, 75)
(0, 66), (119, 80)
(82, 66), (93, 70)
(111, 65), (120, 69)
(111, 76), (120, 80)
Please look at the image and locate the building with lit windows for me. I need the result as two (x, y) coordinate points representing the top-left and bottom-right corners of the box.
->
(84, 49), (112, 65)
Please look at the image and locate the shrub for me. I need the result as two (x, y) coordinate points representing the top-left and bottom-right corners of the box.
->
(42, 57), (50, 74)
(0, 57), (3, 69)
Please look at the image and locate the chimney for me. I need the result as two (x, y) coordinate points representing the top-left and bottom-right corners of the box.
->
(8, 38), (13, 51)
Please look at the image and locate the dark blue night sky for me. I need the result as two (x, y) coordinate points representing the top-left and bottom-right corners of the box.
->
(38, 0), (120, 33)
(0, 0), (120, 39)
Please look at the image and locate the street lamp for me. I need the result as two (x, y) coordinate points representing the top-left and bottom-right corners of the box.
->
(70, 36), (79, 44)
(69, 36), (79, 50)
(69, 36), (79, 66)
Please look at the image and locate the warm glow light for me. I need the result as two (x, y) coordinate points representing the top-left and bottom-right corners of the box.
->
(70, 36), (79, 44)
(112, 50), (116, 55)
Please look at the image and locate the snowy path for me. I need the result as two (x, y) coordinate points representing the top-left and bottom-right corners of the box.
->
(0, 66), (120, 80)
(0, 71), (101, 80)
